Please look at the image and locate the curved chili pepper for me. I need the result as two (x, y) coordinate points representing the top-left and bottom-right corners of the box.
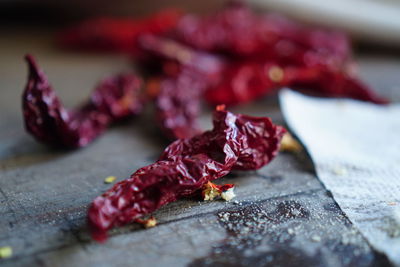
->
(88, 106), (285, 242)
(23, 55), (143, 148)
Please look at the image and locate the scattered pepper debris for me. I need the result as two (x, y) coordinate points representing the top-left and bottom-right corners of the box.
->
(104, 176), (117, 184)
(311, 235), (321, 242)
(221, 188), (236, 201)
(203, 182), (222, 201)
(332, 166), (347, 176)
(280, 133), (302, 153)
(135, 216), (157, 228)
(268, 66), (284, 83)
(202, 181), (236, 201)
(0, 246), (12, 259)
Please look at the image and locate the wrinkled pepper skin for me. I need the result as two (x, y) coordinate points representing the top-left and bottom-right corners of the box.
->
(160, 108), (286, 170)
(88, 106), (285, 241)
(23, 55), (143, 148)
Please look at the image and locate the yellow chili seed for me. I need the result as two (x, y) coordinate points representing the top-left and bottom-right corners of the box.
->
(268, 66), (284, 83)
(0, 246), (12, 259)
(104, 176), (117, 184)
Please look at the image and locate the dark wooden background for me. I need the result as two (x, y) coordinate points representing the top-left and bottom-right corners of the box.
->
(0, 27), (399, 266)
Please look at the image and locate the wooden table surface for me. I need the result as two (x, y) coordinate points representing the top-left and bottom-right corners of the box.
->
(0, 28), (399, 267)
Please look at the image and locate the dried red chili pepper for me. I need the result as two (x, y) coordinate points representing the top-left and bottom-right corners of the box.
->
(59, 9), (182, 53)
(51, 3), (386, 148)
(88, 105), (285, 242)
(205, 62), (388, 106)
(137, 34), (225, 83)
(138, 35), (226, 139)
(204, 62), (282, 106)
(23, 55), (143, 148)
(254, 14), (351, 69)
(160, 105), (286, 170)
(284, 66), (389, 104)
(173, 3), (351, 69)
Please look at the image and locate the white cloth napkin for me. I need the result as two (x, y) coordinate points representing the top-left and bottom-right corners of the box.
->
(279, 89), (400, 265)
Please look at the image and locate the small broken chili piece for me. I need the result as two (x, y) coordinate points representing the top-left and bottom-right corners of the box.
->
(23, 55), (143, 148)
(134, 216), (157, 228)
(88, 106), (285, 242)
(280, 132), (302, 153)
(201, 181), (235, 201)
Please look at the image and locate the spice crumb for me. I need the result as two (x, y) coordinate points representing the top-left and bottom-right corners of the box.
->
(203, 182), (221, 201)
(136, 216), (157, 228)
(221, 188), (236, 201)
(104, 176), (117, 184)
(143, 217), (157, 228)
(311, 235), (321, 242)
(202, 181), (235, 201)
(0, 246), (12, 259)
(268, 66), (284, 83)
(332, 166), (347, 176)
(280, 133), (302, 153)
(219, 212), (230, 222)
